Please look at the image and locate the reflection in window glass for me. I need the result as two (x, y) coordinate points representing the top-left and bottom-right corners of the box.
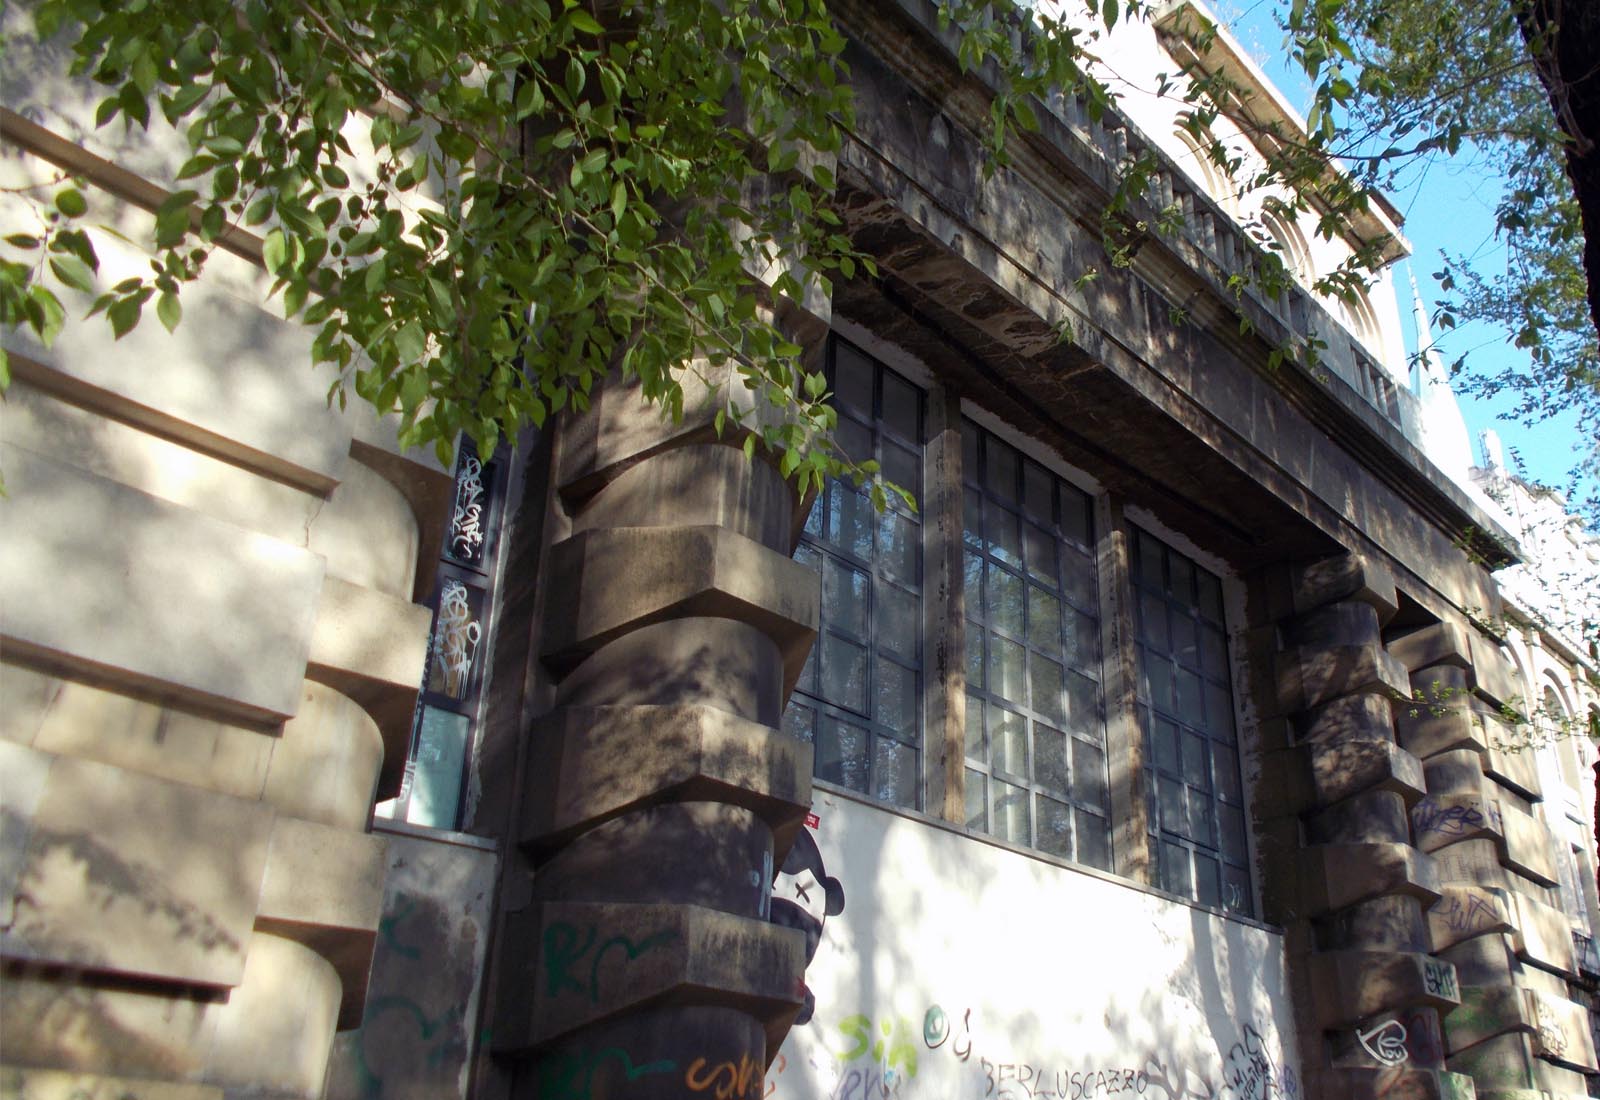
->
(961, 420), (1110, 868)
(1132, 528), (1250, 916)
(785, 340), (925, 810)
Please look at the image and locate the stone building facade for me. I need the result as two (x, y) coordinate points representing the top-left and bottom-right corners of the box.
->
(4, 1), (1599, 1100)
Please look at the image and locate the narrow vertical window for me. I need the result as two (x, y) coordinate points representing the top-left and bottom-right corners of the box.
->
(378, 443), (505, 831)
(1131, 527), (1250, 915)
(786, 341), (925, 810)
(960, 421), (1110, 869)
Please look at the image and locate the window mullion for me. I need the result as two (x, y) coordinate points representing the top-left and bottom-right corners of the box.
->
(924, 383), (968, 825)
(1097, 496), (1153, 883)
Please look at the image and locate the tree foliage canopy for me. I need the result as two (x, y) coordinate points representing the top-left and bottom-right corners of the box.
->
(2, 0), (1596, 507)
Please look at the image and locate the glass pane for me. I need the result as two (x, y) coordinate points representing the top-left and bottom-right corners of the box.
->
(1022, 461), (1053, 523)
(1023, 522), (1056, 581)
(1205, 682), (1236, 742)
(1169, 555), (1194, 602)
(1214, 744), (1242, 803)
(794, 542), (822, 574)
(882, 441), (921, 504)
(1060, 486), (1091, 547)
(783, 699), (815, 743)
(428, 579), (485, 700)
(965, 768), (987, 830)
(1220, 804), (1248, 863)
(1162, 841), (1192, 897)
(1171, 614), (1198, 666)
(880, 584), (919, 661)
(1145, 656), (1175, 712)
(1188, 788), (1215, 846)
(987, 566), (1024, 636)
(1066, 606), (1098, 666)
(875, 657), (918, 737)
(1073, 738), (1107, 810)
(817, 717), (869, 792)
(1077, 809), (1110, 870)
(447, 453), (493, 566)
(1201, 624), (1228, 676)
(1061, 548), (1097, 610)
(1176, 669), (1202, 719)
(882, 370), (920, 441)
(1195, 853), (1221, 908)
(879, 510), (919, 584)
(1066, 670), (1098, 731)
(406, 707), (469, 829)
(1153, 716), (1181, 773)
(989, 635), (1026, 701)
(987, 438), (1019, 502)
(837, 417), (874, 465)
(1029, 652), (1066, 725)
(1027, 587), (1063, 654)
(965, 621), (985, 687)
(829, 482), (874, 559)
(994, 780), (1029, 844)
(1159, 776), (1188, 837)
(1037, 795), (1073, 859)
(823, 558), (869, 637)
(1182, 731), (1210, 789)
(963, 549), (984, 612)
(834, 345), (874, 415)
(1036, 724), (1069, 793)
(875, 737), (919, 809)
(1138, 531), (1164, 588)
(1139, 591), (1169, 652)
(990, 706), (1028, 777)
(821, 634), (868, 713)
(964, 695), (985, 759)
(987, 505), (1022, 568)
(1198, 573), (1225, 623)
(797, 645), (818, 695)
(1224, 866), (1252, 916)
(963, 488), (982, 547)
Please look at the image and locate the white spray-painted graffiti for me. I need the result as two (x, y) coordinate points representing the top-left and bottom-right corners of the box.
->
(765, 1009), (1296, 1100)
(1355, 1019), (1408, 1066)
(431, 580), (482, 698)
(449, 454), (487, 560)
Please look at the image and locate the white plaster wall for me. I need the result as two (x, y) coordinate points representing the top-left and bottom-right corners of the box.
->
(768, 791), (1302, 1100)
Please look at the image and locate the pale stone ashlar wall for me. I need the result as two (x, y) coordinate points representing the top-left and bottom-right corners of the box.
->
(0, 27), (454, 1096)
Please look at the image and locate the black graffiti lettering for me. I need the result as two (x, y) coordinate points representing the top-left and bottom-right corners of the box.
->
(983, 1058), (996, 1098)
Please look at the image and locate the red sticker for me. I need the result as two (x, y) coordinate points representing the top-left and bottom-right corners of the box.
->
(804, 811), (820, 829)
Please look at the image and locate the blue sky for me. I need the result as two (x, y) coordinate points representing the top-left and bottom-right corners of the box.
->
(1210, 0), (1596, 510)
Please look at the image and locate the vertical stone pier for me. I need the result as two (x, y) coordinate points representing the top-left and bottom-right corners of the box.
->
(491, 327), (825, 1097)
(1259, 553), (1468, 1100)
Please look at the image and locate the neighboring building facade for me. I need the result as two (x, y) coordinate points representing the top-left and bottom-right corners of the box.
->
(4, 3), (1600, 1100)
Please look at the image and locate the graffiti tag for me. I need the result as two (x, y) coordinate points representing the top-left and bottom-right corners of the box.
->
(1355, 1020), (1408, 1067)
(542, 921), (676, 1003)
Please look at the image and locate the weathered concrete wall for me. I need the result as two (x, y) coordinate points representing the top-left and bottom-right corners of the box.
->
(325, 831), (500, 1100)
(768, 791), (1301, 1100)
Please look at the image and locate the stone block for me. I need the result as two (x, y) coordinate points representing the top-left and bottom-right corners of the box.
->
(523, 705), (813, 852)
(1527, 989), (1598, 1071)
(1306, 789), (1414, 846)
(204, 932), (344, 1099)
(1508, 891), (1577, 977)
(1395, 699), (1488, 762)
(554, 619), (787, 728)
(1481, 712), (1542, 802)
(0, 740), (52, 929)
(1389, 623), (1474, 674)
(542, 525), (819, 698)
(1301, 1067), (1478, 1100)
(1, 751), (273, 988)
(1431, 839), (1511, 892)
(1294, 692), (1396, 746)
(571, 445), (794, 553)
(1497, 802), (1559, 887)
(1440, 932), (1517, 988)
(1329, 1004), (1447, 1069)
(19, 668), (273, 805)
(1306, 740), (1426, 811)
(1282, 600), (1382, 649)
(0, 1067), (222, 1100)
(0, 966), (220, 1079)
(1300, 842), (1441, 916)
(1422, 749), (1490, 798)
(1307, 950), (1459, 1028)
(1428, 886), (1514, 951)
(509, 900), (805, 1049)
(1316, 894), (1431, 953)
(1411, 795), (1503, 855)
(0, 444), (324, 725)
(305, 575), (431, 792)
(261, 681), (385, 833)
(2, 228), (351, 493)
(254, 815), (386, 1023)
(1444, 987), (1533, 1055)
(1290, 552), (1399, 623)
(307, 459), (423, 600)
(1466, 634), (1521, 714)
(1276, 643), (1412, 714)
